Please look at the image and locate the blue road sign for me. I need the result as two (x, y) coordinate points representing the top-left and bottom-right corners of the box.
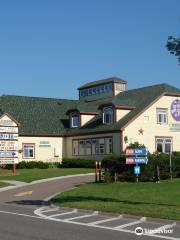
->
(134, 149), (148, 155)
(126, 148), (148, 156)
(134, 165), (140, 175)
(134, 157), (148, 164)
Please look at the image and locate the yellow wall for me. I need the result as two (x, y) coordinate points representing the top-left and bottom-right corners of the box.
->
(18, 136), (64, 162)
(123, 95), (180, 152)
(116, 109), (131, 122)
(65, 132), (120, 159)
(81, 114), (95, 126)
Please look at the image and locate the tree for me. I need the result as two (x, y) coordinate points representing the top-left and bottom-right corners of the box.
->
(166, 36), (180, 65)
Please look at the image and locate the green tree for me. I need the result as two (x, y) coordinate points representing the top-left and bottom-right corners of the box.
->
(126, 141), (146, 149)
(166, 36), (180, 65)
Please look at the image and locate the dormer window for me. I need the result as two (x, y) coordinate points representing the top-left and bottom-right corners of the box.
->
(71, 113), (79, 128)
(103, 107), (114, 124)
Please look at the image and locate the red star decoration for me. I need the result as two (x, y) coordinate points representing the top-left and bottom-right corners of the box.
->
(138, 128), (144, 135)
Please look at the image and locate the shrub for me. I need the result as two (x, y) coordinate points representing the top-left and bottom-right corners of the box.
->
(61, 158), (96, 168)
(101, 151), (180, 182)
(17, 161), (50, 169)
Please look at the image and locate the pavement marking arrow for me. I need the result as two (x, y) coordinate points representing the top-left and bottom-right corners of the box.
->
(14, 191), (33, 197)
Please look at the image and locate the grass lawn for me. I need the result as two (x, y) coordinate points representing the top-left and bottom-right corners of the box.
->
(0, 182), (11, 188)
(0, 168), (93, 183)
(52, 179), (180, 221)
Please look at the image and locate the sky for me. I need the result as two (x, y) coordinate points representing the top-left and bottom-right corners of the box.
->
(0, 0), (180, 100)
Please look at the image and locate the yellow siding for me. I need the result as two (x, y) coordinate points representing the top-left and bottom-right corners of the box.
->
(123, 96), (180, 152)
(18, 137), (63, 162)
(116, 109), (131, 122)
(81, 114), (95, 126)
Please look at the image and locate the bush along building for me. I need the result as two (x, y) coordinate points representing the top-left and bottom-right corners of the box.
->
(0, 76), (180, 164)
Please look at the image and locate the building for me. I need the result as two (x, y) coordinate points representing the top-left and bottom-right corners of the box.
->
(0, 76), (180, 164)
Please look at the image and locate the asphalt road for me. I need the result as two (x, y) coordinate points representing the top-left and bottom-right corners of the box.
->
(0, 174), (179, 240)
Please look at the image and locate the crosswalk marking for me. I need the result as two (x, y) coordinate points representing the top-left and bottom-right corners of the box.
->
(114, 217), (146, 229)
(41, 208), (59, 213)
(65, 211), (98, 221)
(48, 209), (77, 218)
(34, 207), (179, 240)
(88, 215), (122, 225)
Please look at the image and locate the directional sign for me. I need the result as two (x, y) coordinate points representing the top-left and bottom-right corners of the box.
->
(0, 159), (18, 164)
(0, 127), (18, 133)
(0, 133), (18, 140)
(134, 165), (140, 175)
(126, 157), (148, 165)
(0, 141), (18, 151)
(126, 158), (135, 164)
(0, 151), (18, 157)
(134, 157), (148, 164)
(126, 148), (148, 155)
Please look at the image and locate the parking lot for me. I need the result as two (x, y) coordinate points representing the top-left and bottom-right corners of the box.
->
(34, 206), (180, 240)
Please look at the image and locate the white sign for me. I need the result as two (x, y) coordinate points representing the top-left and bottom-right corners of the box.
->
(0, 127), (18, 133)
(0, 114), (19, 164)
(0, 119), (15, 126)
(0, 133), (18, 140)
(0, 141), (18, 151)
(0, 159), (18, 164)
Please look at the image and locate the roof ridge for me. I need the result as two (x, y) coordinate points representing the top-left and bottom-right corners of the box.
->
(1, 94), (78, 102)
(116, 83), (180, 96)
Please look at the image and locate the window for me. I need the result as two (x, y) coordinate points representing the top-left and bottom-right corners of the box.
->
(79, 83), (114, 98)
(157, 109), (168, 125)
(72, 137), (113, 156)
(23, 144), (35, 159)
(71, 113), (79, 128)
(105, 138), (113, 154)
(156, 138), (172, 153)
(103, 107), (114, 124)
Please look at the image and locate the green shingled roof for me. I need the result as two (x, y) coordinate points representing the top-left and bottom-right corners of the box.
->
(78, 76), (127, 90)
(67, 83), (180, 135)
(0, 83), (180, 136)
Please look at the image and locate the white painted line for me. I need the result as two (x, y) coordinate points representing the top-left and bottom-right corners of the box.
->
(114, 217), (146, 229)
(41, 207), (59, 213)
(48, 209), (78, 218)
(151, 222), (177, 234)
(0, 210), (43, 220)
(33, 208), (180, 240)
(88, 215), (122, 225)
(65, 211), (98, 221)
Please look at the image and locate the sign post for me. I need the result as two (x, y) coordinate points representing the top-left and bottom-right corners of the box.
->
(134, 165), (140, 183)
(0, 114), (19, 175)
(126, 148), (148, 182)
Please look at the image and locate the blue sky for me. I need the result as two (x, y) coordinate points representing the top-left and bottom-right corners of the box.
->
(0, 0), (179, 99)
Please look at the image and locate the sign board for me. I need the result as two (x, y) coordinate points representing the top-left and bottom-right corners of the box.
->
(39, 141), (51, 148)
(0, 141), (18, 151)
(0, 114), (19, 165)
(171, 99), (180, 121)
(134, 165), (140, 175)
(0, 133), (18, 140)
(126, 157), (148, 165)
(0, 159), (18, 164)
(126, 148), (148, 156)
(0, 151), (18, 157)
(0, 127), (18, 133)
(169, 123), (180, 132)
